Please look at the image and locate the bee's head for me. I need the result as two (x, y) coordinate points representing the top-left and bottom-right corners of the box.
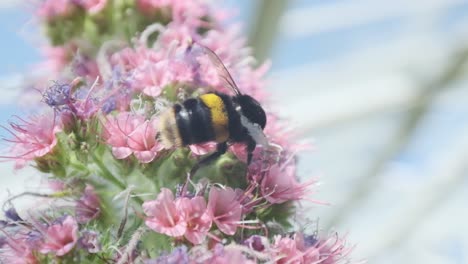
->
(237, 95), (267, 129)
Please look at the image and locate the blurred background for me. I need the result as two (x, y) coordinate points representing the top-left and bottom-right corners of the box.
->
(2, 0), (468, 263)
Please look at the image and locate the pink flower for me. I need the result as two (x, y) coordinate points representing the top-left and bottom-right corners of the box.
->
(37, 0), (76, 21)
(72, 54), (101, 81)
(1, 115), (62, 169)
(244, 235), (268, 252)
(151, 246), (189, 263)
(272, 235), (304, 264)
(177, 196), (212, 244)
(272, 233), (350, 264)
(143, 188), (187, 237)
(187, 53), (228, 92)
(78, 230), (101, 253)
(0, 234), (38, 264)
(132, 59), (193, 97)
(136, 0), (172, 16)
(196, 26), (270, 98)
(237, 60), (270, 101)
(144, 189), (212, 244)
(157, 23), (198, 48)
(103, 112), (162, 163)
(75, 0), (108, 14)
(112, 44), (194, 98)
(46, 179), (67, 192)
(207, 244), (255, 264)
(111, 46), (163, 74)
(189, 142), (217, 156)
(75, 185), (101, 223)
(136, 0), (208, 26)
(171, 1), (209, 25)
(264, 114), (308, 154)
(41, 46), (71, 74)
(207, 187), (242, 235)
(203, 26), (270, 99)
(39, 216), (79, 256)
(228, 142), (253, 163)
(200, 27), (245, 70)
(69, 86), (101, 120)
(260, 159), (312, 204)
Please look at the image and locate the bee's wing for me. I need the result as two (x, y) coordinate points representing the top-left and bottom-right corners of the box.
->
(186, 42), (242, 96)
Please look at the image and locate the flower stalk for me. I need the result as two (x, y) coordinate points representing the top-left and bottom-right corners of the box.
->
(91, 152), (126, 191)
(0, 0), (356, 263)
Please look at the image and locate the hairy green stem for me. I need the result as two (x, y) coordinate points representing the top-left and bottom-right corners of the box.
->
(69, 161), (90, 173)
(92, 153), (126, 190)
(91, 153), (144, 205)
(117, 226), (147, 264)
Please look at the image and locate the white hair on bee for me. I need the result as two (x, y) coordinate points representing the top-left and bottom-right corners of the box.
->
(240, 115), (284, 169)
(153, 97), (172, 115)
(240, 115), (268, 147)
(176, 86), (191, 101)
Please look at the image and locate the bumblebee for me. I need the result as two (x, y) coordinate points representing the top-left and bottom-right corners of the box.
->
(159, 43), (267, 175)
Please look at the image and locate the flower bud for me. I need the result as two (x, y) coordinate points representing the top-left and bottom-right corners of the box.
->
(78, 230), (101, 253)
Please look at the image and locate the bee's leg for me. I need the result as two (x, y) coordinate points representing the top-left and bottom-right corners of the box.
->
(189, 142), (228, 177)
(246, 139), (256, 165)
(181, 142), (228, 195)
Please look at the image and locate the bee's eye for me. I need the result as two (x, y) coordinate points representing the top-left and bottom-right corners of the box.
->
(238, 95), (266, 129)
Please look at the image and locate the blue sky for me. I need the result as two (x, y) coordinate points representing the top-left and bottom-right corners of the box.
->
(0, 7), (41, 130)
(0, 8), (41, 74)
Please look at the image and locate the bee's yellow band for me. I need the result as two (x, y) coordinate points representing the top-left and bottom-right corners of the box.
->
(200, 93), (229, 142)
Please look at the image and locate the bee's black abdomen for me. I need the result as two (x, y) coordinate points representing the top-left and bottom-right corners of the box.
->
(174, 104), (191, 145)
(175, 98), (215, 145)
(184, 99), (215, 143)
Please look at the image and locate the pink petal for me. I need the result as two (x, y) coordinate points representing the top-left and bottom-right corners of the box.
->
(143, 189), (187, 237)
(215, 219), (239, 236)
(39, 216), (78, 256)
(184, 212), (212, 244)
(185, 230), (206, 245)
(190, 142), (217, 156)
(145, 219), (187, 237)
(134, 150), (157, 163)
(207, 187), (242, 235)
(177, 197), (212, 244)
(142, 86), (163, 97)
(112, 147), (133, 159)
